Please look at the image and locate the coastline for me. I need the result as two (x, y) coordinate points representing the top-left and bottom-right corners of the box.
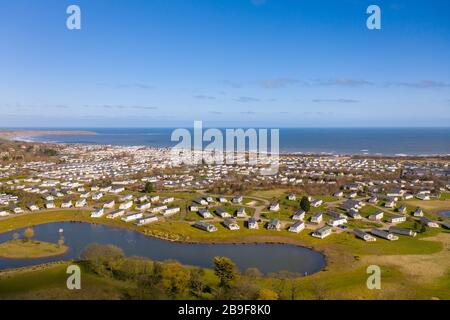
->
(0, 130), (96, 142)
(5, 127), (450, 158)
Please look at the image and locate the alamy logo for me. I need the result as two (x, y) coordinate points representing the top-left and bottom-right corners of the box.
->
(66, 5), (81, 30)
(171, 121), (279, 175)
(366, 5), (381, 30)
(66, 264), (81, 290)
(366, 265), (381, 290)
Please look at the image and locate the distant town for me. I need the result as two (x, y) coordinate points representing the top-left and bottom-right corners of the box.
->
(0, 137), (449, 240)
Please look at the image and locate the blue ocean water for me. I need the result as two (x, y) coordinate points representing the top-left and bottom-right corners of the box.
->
(23, 127), (450, 156)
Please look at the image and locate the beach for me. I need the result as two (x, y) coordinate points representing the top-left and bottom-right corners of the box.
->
(0, 130), (96, 142)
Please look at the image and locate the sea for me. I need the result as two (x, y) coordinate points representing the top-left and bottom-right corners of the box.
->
(17, 127), (450, 156)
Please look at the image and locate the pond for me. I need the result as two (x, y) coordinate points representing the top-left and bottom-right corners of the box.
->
(0, 222), (326, 274)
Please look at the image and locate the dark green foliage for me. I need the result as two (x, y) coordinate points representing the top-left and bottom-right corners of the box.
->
(300, 196), (311, 212)
(144, 182), (154, 193)
(214, 256), (238, 288)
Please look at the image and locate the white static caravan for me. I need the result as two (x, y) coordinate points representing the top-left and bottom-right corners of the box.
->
(292, 209), (305, 221)
(269, 203), (280, 212)
(92, 192), (103, 200)
(121, 212), (143, 222)
(111, 186), (125, 194)
(235, 207), (247, 218)
(151, 204), (167, 213)
(103, 200), (115, 209)
(0, 210), (10, 217)
(194, 221), (218, 233)
(387, 215), (406, 224)
(198, 208), (213, 219)
(353, 228), (376, 242)
(163, 206), (180, 216)
(215, 208), (231, 218)
(288, 221), (305, 233)
(223, 218), (240, 231)
(162, 197), (175, 204)
(150, 195), (160, 203)
(61, 200), (73, 208)
(136, 202), (151, 211)
(75, 198), (87, 208)
(312, 226), (332, 239)
(107, 209), (126, 219)
(420, 216), (439, 228)
(389, 226), (417, 237)
(247, 217), (258, 229)
(369, 211), (384, 221)
(119, 200), (133, 210)
(135, 215), (158, 226)
(311, 212), (323, 224)
(90, 208), (105, 218)
(311, 199), (323, 207)
(327, 218), (347, 227)
(45, 202), (55, 209)
(371, 228), (398, 241)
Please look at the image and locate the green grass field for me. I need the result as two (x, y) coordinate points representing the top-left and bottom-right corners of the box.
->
(0, 205), (449, 300)
(0, 240), (68, 259)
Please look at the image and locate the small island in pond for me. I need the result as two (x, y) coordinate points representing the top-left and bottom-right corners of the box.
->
(0, 240), (68, 259)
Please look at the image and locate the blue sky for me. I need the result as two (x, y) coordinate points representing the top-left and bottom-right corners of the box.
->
(1, 0), (450, 127)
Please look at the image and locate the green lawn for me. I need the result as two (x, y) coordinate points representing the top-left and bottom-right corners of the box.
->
(439, 192), (450, 200)
(0, 207), (448, 300)
(0, 240), (68, 259)
(0, 263), (133, 300)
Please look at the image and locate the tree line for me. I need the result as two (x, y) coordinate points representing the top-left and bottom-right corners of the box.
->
(79, 243), (292, 300)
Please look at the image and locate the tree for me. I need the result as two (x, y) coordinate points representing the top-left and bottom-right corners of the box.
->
(144, 182), (154, 193)
(300, 196), (311, 212)
(23, 227), (34, 241)
(420, 224), (427, 233)
(214, 257), (238, 288)
(257, 288), (279, 300)
(244, 267), (263, 278)
(188, 268), (207, 297)
(117, 257), (153, 280)
(160, 261), (190, 297)
(81, 243), (124, 275)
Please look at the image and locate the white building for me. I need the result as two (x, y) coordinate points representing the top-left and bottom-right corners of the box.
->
(163, 206), (180, 216)
(223, 218), (240, 230)
(121, 212), (143, 222)
(107, 209), (125, 219)
(311, 212), (323, 223)
(387, 215), (406, 224)
(292, 209), (305, 221)
(327, 218), (347, 227)
(103, 200), (115, 209)
(45, 202), (55, 209)
(198, 208), (213, 219)
(353, 228), (376, 241)
(135, 215), (158, 226)
(119, 200), (133, 210)
(136, 202), (151, 211)
(289, 221), (305, 233)
(236, 207), (247, 218)
(312, 226), (332, 239)
(247, 217), (258, 229)
(61, 200), (73, 208)
(91, 208), (105, 218)
(75, 199), (87, 207)
(269, 203), (280, 212)
(369, 211), (384, 221)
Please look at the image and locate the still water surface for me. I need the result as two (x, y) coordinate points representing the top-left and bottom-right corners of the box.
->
(0, 222), (326, 274)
